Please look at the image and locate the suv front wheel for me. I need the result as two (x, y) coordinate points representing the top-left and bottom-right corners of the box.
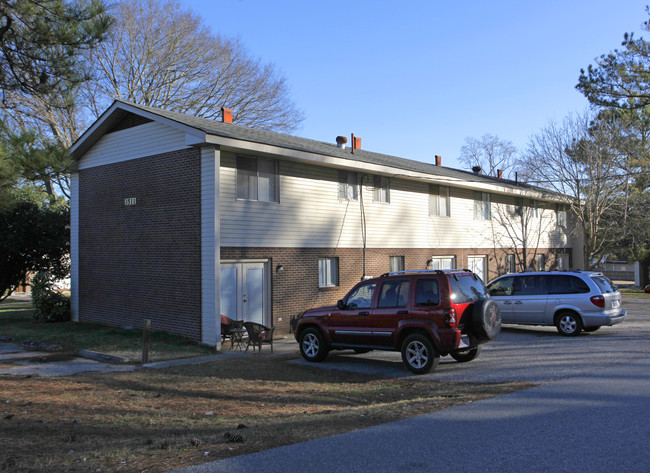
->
(299, 328), (329, 362)
(401, 334), (439, 374)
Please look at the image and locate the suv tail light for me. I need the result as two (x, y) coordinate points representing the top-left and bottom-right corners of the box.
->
(590, 295), (605, 308)
(445, 308), (457, 327)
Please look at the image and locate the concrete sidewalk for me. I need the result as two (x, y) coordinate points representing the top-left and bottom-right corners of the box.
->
(0, 337), (300, 377)
(167, 354), (650, 473)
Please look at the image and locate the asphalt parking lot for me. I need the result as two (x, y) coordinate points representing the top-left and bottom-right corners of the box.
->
(290, 295), (650, 382)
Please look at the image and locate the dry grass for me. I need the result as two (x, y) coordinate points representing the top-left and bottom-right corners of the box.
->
(0, 355), (534, 473)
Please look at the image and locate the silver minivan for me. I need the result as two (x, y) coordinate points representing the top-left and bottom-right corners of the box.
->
(487, 271), (626, 336)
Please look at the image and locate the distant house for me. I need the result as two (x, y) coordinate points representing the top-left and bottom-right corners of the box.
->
(69, 101), (583, 347)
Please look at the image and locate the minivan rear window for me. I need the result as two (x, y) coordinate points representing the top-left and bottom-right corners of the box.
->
(591, 275), (617, 294)
(450, 274), (488, 303)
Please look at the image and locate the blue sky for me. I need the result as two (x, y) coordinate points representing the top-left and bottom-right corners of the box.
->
(181, 0), (646, 170)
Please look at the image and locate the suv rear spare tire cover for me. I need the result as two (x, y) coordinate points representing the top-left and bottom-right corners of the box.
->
(470, 299), (501, 341)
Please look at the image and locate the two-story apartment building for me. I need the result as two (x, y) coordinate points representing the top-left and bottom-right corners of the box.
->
(69, 101), (583, 347)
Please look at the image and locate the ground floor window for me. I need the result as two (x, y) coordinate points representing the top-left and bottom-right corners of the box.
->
(506, 254), (516, 273)
(468, 255), (487, 281)
(318, 257), (339, 287)
(428, 256), (456, 270)
(389, 255), (405, 273)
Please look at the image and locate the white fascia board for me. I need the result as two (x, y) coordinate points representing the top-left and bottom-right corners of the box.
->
(202, 134), (562, 203)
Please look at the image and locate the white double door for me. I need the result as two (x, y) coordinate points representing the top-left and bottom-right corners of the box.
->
(220, 261), (269, 326)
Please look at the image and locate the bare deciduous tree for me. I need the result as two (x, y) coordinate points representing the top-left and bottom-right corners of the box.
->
(82, 0), (304, 132)
(520, 110), (629, 268)
(459, 134), (517, 177)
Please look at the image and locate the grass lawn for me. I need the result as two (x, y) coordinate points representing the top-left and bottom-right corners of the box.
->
(0, 356), (534, 473)
(0, 300), (213, 362)
(0, 298), (535, 472)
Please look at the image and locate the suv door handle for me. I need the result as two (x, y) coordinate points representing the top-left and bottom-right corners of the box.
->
(503, 301), (512, 305)
(514, 301), (523, 305)
(397, 310), (408, 315)
(358, 311), (370, 316)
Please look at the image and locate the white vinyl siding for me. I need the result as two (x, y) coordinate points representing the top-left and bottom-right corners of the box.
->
(219, 153), (574, 250)
(318, 257), (338, 287)
(78, 121), (188, 170)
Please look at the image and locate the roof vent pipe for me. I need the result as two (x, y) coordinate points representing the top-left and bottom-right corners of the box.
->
(336, 136), (348, 149)
(472, 166), (482, 174)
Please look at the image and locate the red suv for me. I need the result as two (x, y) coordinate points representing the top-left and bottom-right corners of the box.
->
(292, 270), (501, 374)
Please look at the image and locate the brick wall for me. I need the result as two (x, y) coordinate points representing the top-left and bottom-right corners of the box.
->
(222, 246), (569, 333)
(78, 148), (202, 341)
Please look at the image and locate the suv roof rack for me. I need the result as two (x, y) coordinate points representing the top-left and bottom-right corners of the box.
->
(379, 269), (472, 278)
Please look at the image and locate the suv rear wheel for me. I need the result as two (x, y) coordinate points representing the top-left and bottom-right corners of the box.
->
(299, 328), (329, 362)
(401, 334), (439, 374)
(555, 311), (583, 336)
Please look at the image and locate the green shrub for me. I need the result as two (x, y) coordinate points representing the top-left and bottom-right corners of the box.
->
(31, 272), (71, 322)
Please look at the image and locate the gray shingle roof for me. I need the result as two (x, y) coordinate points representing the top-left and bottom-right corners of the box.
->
(116, 100), (556, 197)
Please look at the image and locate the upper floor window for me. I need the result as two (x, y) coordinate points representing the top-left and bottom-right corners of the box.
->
(373, 176), (390, 203)
(338, 170), (358, 201)
(556, 204), (567, 227)
(236, 156), (278, 202)
(474, 191), (491, 220)
(429, 185), (450, 217)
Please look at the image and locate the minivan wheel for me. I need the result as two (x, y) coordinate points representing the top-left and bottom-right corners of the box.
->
(555, 311), (583, 336)
(401, 334), (439, 374)
(450, 346), (482, 363)
(299, 328), (329, 362)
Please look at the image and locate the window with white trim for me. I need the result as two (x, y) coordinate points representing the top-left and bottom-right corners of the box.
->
(428, 256), (455, 270)
(506, 254), (516, 273)
(373, 176), (390, 203)
(474, 192), (491, 220)
(338, 170), (358, 201)
(236, 156), (279, 202)
(536, 254), (545, 271)
(429, 185), (450, 217)
(318, 257), (339, 287)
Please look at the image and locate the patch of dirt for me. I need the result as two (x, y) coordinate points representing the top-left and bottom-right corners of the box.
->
(0, 355), (535, 473)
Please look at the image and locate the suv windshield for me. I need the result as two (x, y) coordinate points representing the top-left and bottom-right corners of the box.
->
(450, 274), (488, 303)
(591, 275), (617, 294)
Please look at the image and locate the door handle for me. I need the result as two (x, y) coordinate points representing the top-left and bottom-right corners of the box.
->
(503, 301), (512, 305)
(397, 310), (408, 315)
(514, 301), (523, 305)
(358, 311), (370, 316)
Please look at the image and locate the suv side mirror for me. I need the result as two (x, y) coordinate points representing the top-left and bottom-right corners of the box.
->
(336, 299), (347, 310)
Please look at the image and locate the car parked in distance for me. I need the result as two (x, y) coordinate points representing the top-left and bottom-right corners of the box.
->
(487, 271), (626, 336)
(291, 270), (501, 374)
